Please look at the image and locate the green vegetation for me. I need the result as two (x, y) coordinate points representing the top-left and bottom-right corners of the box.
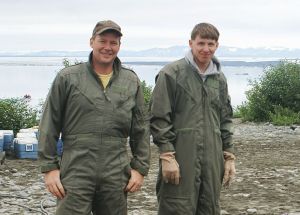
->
(0, 96), (38, 135)
(62, 58), (82, 68)
(237, 60), (300, 125)
(140, 80), (153, 106)
(232, 107), (242, 118)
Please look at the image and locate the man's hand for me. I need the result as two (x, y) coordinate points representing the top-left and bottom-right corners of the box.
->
(223, 151), (236, 187)
(160, 152), (180, 185)
(44, 169), (65, 199)
(125, 169), (144, 193)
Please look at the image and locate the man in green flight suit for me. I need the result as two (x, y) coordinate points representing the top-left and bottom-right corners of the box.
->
(150, 22), (236, 215)
(38, 20), (150, 215)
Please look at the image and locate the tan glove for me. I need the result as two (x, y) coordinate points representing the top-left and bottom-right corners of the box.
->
(160, 152), (180, 185)
(223, 151), (236, 187)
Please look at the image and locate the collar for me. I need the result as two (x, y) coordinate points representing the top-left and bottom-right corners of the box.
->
(87, 51), (122, 79)
(184, 50), (221, 80)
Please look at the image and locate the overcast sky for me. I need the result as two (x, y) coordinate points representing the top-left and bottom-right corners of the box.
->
(1, 0), (299, 52)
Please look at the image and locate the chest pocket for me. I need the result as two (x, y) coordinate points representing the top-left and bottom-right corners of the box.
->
(175, 81), (197, 114)
(206, 78), (220, 109)
(109, 86), (136, 110)
(69, 85), (95, 112)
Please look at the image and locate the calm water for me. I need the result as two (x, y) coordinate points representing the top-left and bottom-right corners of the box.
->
(0, 56), (264, 108)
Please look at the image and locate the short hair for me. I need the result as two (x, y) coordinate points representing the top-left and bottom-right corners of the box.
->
(191, 23), (219, 41)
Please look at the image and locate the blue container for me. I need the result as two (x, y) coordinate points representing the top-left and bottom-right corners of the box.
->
(14, 138), (38, 159)
(2, 130), (14, 151)
(4, 132), (14, 143)
(0, 132), (4, 152)
(57, 139), (63, 156)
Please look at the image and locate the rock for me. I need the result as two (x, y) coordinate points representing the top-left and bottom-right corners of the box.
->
(221, 210), (230, 214)
(10, 168), (18, 173)
(30, 185), (41, 190)
(0, 209), (9, 213)
(42, 198), (57, 208)
(233, 193), (251, 198)
(12, 172), (26, 177)
(10, 185), (22, 191)
(294, 128), (300, 135)
(247, 208), (257, 214)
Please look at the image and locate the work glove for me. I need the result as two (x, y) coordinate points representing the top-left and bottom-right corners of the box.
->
(160, 152), (180, 185)
(223, 151), (236, 187)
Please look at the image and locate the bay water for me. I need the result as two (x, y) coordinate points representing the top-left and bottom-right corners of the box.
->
(0, 56), (264, 108)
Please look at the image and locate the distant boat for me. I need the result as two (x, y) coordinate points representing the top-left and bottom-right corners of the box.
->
(235, 72), (249, 75)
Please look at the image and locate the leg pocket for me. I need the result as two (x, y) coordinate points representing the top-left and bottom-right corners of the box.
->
(102, 137), (130, 189)
(158, 196), (194, 215)
(60, 137), (92, 188)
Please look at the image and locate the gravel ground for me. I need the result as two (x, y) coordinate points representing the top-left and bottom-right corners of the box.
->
(0, 119), (300, 215)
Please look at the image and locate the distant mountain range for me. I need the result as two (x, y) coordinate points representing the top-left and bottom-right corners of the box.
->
(0, 46), (298, 67)
(121, 46), (300, 59)
(1, 46), (299, 59)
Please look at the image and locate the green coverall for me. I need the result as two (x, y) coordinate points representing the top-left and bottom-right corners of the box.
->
(38, 53), (150, 215)
(150, 58), (233, 215)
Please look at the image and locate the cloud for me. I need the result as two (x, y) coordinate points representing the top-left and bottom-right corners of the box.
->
(1, 0), (299, 51)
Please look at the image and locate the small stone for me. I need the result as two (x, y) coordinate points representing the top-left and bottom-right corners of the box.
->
(30, 185), (42, 190)
(12, 172), (26, 177)
(18, 191), (30, 198)
(10, 185), (22, 191)
(11, 168), (18, 173)
(42, 199), (57, 208)
(294, 128), (300, 135)
(247, 208), (257, 214)
(221, 209), (230, 214)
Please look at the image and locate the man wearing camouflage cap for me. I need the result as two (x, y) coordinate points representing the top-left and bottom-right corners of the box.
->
(38, 20), (150, 214)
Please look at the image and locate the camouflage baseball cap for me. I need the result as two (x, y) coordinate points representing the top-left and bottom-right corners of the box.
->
(92, 20), (122, 37)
